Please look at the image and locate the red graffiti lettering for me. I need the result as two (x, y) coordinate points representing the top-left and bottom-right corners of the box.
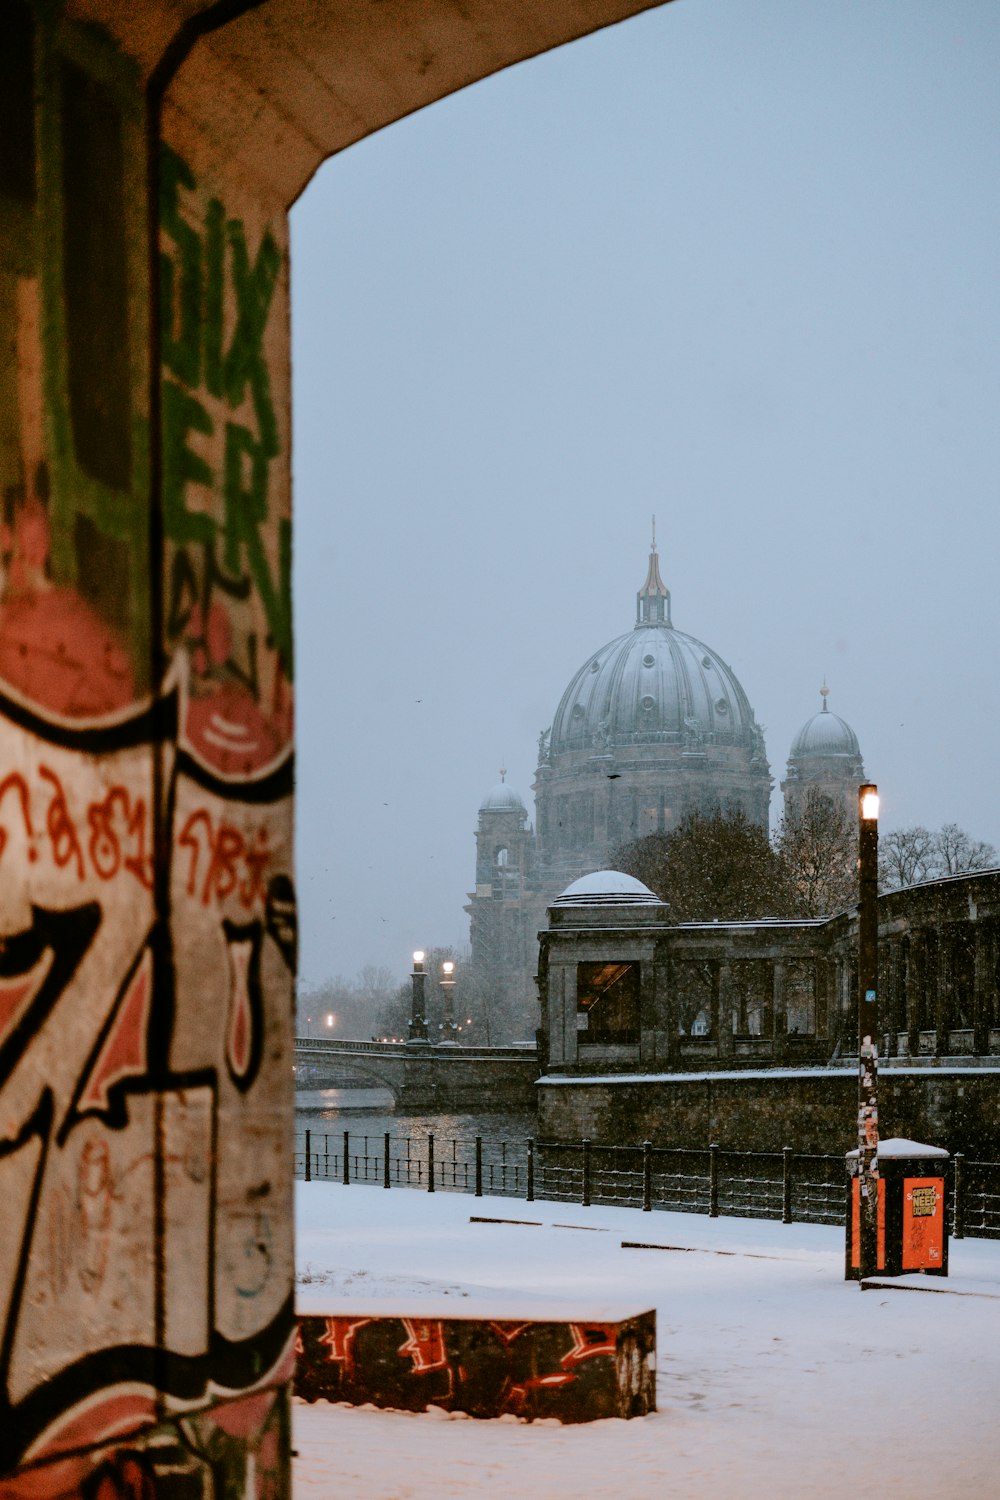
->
(204, 823), (244, 905)
(87, 795), (122, 879)
(86, 788), (154, 889)
(177, 807), (271, 909)
(398, 1318), (448, 1374)
(0, 772), (37, 863)
(123, 794), (153, 889)
(561, 1323), (617, 1368)
(178, 808), (214, 897)
(39, 765), (85, 878)
(318, 1317), (372, 1375)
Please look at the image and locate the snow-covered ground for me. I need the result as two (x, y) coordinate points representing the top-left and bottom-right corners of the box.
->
(294, 1182), (1000, 1499)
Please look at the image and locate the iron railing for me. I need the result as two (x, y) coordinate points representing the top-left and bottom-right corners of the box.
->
(294, 1130), (1000, 1239)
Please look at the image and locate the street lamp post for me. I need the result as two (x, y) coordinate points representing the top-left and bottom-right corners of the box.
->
(857, 782), (880, 1281)
(408, 951), (429, 1043)
(439, 961), (459, 1044)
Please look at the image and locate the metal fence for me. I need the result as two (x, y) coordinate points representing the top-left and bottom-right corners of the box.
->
(293, 1129), (1000, 1240)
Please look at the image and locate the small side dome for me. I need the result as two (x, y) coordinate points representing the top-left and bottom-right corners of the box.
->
(789, 687), (862, 761)
(479, 779), (527, 816)
(554, 869), (663, 906)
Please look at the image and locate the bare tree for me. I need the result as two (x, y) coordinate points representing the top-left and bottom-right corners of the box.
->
(934, 823), (997, 877)
(298, 963), (403, 1039)
(879, 823), (997, 889)
(878, 826), (936, 890)
(775, 790), (857, 916)
(614, 808), (802, 922)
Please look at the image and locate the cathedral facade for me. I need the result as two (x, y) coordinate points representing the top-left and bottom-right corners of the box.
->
(465, 544), (864, 1039)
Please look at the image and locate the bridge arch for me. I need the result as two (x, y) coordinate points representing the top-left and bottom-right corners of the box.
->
(294, 1044), (405, 1103)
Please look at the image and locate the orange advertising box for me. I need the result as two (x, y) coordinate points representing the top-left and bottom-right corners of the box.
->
(845, 1139), (949, 1281)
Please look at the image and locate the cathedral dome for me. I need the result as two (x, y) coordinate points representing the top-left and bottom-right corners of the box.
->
(548, 548), (764, 760)
(789, 690), (861, 762)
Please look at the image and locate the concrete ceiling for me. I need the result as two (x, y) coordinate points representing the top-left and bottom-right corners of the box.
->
(70, 0), (672, 203)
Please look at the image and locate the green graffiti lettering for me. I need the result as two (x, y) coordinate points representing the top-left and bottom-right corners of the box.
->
(203, 197), (226, 400)
(164, 379), (215, 546)
(159, 148), (290, 679)
(160, 146), (202, 389)
(224, 220), (280, 456)
(224, 422), (291, 664)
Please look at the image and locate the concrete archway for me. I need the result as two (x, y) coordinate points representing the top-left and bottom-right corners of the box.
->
(0, 3), (670, 1494)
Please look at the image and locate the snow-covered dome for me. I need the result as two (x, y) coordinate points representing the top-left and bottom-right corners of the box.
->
(547, 547), (765, 761)
(479, 776), (527, 817)
(554, 870), (664, 906)
(790, 697), (862, 761)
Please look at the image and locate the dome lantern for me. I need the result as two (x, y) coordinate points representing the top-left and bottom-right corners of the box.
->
(636, 518), (672, 627)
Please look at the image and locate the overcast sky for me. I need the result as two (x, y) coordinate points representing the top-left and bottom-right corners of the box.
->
(290, 0), (1000, 991)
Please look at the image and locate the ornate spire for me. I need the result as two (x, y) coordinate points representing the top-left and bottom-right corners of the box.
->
(820, 680), (830, 713)
(636, 516), (671, 627)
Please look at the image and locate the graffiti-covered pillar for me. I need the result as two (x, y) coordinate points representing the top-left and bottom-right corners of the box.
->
(0, 0), (673, 1494)
(0, 5), (295, 1497)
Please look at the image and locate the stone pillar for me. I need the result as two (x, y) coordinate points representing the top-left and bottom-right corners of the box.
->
(883, 940), (897, 1059)
(0, 9), (298, 1493)
(907, 934), (924, 1057)
(717, 962), (735, 1058)
(771, 959), (786, 1061)
(639, 951), (659, 1065)
(973, 922), (992, 1057)
(935, 930), (952, 1057)
(815, 958), (830, 1041)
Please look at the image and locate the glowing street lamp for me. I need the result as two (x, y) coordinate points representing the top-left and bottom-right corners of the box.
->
(439, 960), (458, 1043)
(325, 1013), (335, 1029)
(408, 950), (429, 1043)
(856, 781), (880, 1281)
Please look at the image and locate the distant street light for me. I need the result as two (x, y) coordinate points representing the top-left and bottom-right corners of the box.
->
(439, 960), (459, 1044)
(857, 781), (880, 1282)
(408, 950), (429, 1043)
(325, 1013), (335, 1029)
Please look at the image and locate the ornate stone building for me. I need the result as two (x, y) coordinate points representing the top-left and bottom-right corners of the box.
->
(466, 542), (779, 1037)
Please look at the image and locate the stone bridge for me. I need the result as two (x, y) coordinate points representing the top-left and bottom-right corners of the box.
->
(294, 1038), (540, 1110)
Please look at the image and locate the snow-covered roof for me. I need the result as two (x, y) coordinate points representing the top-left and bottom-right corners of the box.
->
(847, 1137), (950, 1159)
(554, 869), (663, 906)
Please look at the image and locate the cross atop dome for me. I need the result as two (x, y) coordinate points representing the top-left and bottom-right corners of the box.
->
(636, 517), (671, 627)
(820, 680), (830, 712)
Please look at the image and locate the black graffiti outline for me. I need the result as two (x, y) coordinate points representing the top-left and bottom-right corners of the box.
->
(0, 905), (102, 1093)
(221, 917), (264, 1093)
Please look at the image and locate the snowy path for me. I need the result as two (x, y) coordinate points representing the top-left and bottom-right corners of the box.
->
(294, 1183), (1000, 1499)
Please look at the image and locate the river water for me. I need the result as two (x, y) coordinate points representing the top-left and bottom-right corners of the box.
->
(294, 1087), (537, 1152)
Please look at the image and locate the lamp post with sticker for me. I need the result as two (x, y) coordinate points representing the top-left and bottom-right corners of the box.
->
(857, 783), (880, 1281)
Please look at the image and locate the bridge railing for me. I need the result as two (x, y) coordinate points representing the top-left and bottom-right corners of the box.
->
(293, 1037), (538, 1060)
(294, 1130), (1000, 1239)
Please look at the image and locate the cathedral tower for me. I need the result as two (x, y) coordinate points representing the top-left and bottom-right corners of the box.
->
(782, 685), (865, 823)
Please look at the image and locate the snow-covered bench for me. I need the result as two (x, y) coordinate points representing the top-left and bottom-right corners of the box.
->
(295, 1293), (656, 1423)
